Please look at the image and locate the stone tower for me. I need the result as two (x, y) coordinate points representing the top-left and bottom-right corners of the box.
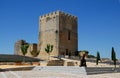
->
(38, 11), (78, 60)
(14, 40), (27, 55)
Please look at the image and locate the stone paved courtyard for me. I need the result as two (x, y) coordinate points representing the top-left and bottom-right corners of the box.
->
(0, 66), (87, 78)
(0, 66), (120, 78)
(0, 71), (86, 78)
(1, 70), (120, 78)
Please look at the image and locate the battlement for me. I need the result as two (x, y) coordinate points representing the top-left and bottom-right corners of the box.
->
(40, 10), (77, 20)
(59, 10), (77, 19)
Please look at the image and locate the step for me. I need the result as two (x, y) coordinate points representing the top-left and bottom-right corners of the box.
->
(86, 67), (120, 75)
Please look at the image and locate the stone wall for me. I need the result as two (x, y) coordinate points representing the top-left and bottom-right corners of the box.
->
(14, 40), (37, 57)
(14, 40), (26, 55)
(38, 11), (59, 60)
(14, 11), (78, 60)
(26, 43), (37, 57)
(59, 11), (78, 56)
(38, 11), (78, 60)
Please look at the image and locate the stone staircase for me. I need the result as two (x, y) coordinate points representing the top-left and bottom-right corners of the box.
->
(86, 67), (120, 75)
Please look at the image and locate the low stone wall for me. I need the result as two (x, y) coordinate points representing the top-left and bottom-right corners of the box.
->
(47, 60), (64, 66)
(67, 62), (74, 66)
(1, 66), (35, 71)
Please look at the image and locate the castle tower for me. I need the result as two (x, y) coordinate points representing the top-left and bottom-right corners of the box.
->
(38, 11), (78, 60)
(14, 40), (26, 55)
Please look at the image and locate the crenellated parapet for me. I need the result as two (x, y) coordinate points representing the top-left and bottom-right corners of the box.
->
(59, 10), (77, 20)
(39, 10), (59, 20)
(39, 10), (77, 20)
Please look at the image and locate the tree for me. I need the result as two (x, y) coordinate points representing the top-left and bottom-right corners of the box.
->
(30, 50), (40, 65)
(111, 47), (114, 61)
(111, 47), (116, 68)
(82, 50), (89, 55)
(45, 44), (53, 60)
(113, 52), (116, 68)
(96, 51), (101, 65)
(21, 44), (29, 63)
(31, 50), (40, 57)
(79, 50), (89, 60)
(87, 54), (96, 58)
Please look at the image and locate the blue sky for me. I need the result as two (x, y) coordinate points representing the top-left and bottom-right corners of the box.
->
(0, 0), (120, 59)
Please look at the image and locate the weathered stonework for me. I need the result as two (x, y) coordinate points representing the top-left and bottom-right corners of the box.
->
(14, 10), (78, 60)
(26, 43), (37, 57)
(38, 11), (78, 60)
(14, 40), (37, 57)
(14, 40), (26, 55)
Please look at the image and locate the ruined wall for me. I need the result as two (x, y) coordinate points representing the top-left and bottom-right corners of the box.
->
(26, 43), (37, 57)
(14, 40), (26, 55)
(14, 40), (37, 57)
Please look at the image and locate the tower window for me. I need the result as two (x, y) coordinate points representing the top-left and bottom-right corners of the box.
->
(68, 30), (70, 40)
